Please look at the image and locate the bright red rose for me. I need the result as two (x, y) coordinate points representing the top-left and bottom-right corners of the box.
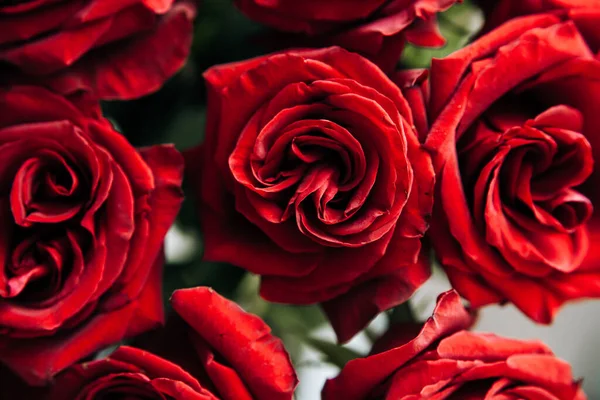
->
(0, 0), (196, 100)
(422, 15), (600, 323)
(479, 0), (600, 53)
(0, 86), (183, 384)
(40, 287), (297, 400)
(185, 47), (434, 342)
(234, 0), (460, 71)
(323, 290), (586, 400)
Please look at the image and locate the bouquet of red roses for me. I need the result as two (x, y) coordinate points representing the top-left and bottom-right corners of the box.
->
(0, 0), (598, 398)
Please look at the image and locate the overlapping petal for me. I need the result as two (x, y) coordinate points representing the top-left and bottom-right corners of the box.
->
(234, 0), (459, 71)
(0, 0), (196, 100)
(34, 287), (297, 400)
(425, 15), (600, 323)
(186, 47), (434, 341)
(0, 86), (183, 384)
(323, 290), (585, 400)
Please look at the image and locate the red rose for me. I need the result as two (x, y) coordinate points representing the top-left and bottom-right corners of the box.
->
(234, 0), (459, 71)
(0, 0), (196, 100)
(185, 47), (434, 342)
(479, 0), (600, 52)
(323, 290), (586, 400)
(41, 287), (298, 400)
(422, 15), (600, 322)
(0, 86), (183, 384)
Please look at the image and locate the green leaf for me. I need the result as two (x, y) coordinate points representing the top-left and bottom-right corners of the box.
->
(389, 301), (416, 324)
(401, 1), (484, 68)
(304, 337), (363, 369)
(364, 327), (380, 344)
(229, 274), (330, 362)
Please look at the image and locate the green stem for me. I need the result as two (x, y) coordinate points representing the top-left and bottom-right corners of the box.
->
(389, 302), (416, 324)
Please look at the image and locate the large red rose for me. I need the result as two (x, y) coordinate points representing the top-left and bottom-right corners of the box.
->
(422, 15), (600, 322)
(0, 0), (196, 100)
(323, 290), (586, 400)
(29, 287), (298, 400)
(478, 0), (600, 52)
(185, 47), (434, 342)
(234, 0), (459, 71)
(0, 86), (183, 384)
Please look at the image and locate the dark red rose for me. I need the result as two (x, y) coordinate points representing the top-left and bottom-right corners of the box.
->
(0, 0), (196, 100)
(478, 0), (600, 53)
(185, 47), (434, 342)
(234, 0), (460, 71)
(420, 15), (600, 323)
(323, 290), (586, 400)
(0, 86), (183, 384)
(39, 287), (297, 400)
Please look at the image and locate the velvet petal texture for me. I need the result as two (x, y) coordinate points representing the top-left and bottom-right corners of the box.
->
(0, 0), (196, 100)
(185, 47), (435, 342)
(234, 0), (459, 71)
(424, 15), (600, 324)
(37, 287), (297, 400)
(171, 287), (298, 400)
(323, 291), (586, 400)
(0, 86), (183, 384)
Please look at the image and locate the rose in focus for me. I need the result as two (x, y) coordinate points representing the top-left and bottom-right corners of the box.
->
(185, 47), (434, 342)
(40, 287), (297, 400)
(234, 0), (459, 71)
(0, 86), (183, 384)
(0, 0), (196, 100)
(423, 15), (600, 322)
(323, 290), (586, 400)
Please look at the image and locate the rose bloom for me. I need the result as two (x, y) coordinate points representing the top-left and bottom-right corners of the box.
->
(14, 287), (297, 400)
(234, 0), (459, 71)
(478, 0), (600, 53)
(421, 15), (600, 322)
(323, 291), (586, 400)
(0, 86), (183, 384)
(185, 47), (434, 342)
(0, 0), (196, 100)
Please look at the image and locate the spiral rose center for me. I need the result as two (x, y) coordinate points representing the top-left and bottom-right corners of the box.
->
(258, 125), (363, 229)
(459, 103), (593, 274)
(11, 152), (85, 228)
(229, 79), (413, 249)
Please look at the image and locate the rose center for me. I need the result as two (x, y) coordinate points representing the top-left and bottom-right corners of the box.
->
(250, 122), (369, 228)
(458, 101), (594, 273)
(11, 152), (86, 227)
(461, 103), (593, 234)
(229, 79), (415, 249)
